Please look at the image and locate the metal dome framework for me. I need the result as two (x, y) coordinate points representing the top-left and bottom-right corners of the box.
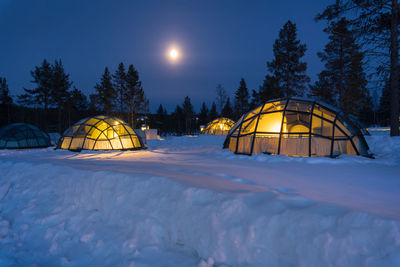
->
(0, 123), (51, 149)
(57, 115), (145, 151)
(203, 117), (235, 135)
(223, 98), (370, 157)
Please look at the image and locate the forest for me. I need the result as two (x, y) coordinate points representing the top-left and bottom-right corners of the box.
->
(0, 1), (399, 136)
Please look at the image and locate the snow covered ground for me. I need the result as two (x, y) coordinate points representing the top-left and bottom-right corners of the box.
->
(0, 130), (400, 266)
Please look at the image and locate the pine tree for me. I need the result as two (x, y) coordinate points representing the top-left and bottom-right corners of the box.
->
(51, 59), (72, 133)
(257, 74), (283, 103)
(198, 102), (209, 126)
(311, 18), (372, 119)
(221, 97), (233, 119)
(171, 105), (184, 135)
(125, 64), (149, 127)
(316, 0), (399, 135)
(19, 59), (53, 111)
(156, 104), (168, 135)
(0, 77), (13, 124)
(215, 84), (228, 115)
(266, 20), (310, 97)
(93, 67), (116, 115)
(234, 78), (250, 119)
(66, 87), (88, 127)
(182, 96), (194, 133)
(208, 102), (218, 121)
(113, 62), (127, 118)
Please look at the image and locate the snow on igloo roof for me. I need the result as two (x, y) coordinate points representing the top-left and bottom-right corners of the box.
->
(0, 123), (51, 149)
(57, 115), (145, 151)
(224, 98), (370, 157)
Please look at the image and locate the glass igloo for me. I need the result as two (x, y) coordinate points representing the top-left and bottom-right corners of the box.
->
(0, 123), (51, 149)
(203, 118), (235, 135)
(57, 115), (145, 151)
(223, 98), (370, 157)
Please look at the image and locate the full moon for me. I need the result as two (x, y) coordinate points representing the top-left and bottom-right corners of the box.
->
(169, 49), (179, 60)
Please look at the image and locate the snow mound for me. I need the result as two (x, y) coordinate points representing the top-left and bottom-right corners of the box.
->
(0, 160), (400, 266)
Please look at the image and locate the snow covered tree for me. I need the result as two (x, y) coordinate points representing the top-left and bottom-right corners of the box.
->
(234, 78), (250, 119)
(266, 21), (310, 97)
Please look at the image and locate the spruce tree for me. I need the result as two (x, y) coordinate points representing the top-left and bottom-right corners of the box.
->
(125, 64), (149, 127)
(311, 18), (372, 120)
(208, 102), (218, 121)
(66, 87), (88, 127)
(182, 96), (194, 133)
(221, 97), (233, 119)
(0, 77), (13, 124)
(51, 59), (72, 133)
(316, 0), (399, 135)
(19, 59), (53, 111)
(266, 20), (310, 97)
(234, 78), (250, 119)
(257, 74), (283, 103)
(198, 102), (209, 126)
(93, 67), (116, 115)
(113, 62), (127, 118)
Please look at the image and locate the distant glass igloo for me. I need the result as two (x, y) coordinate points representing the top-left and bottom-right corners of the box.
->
(203, 117), (235, 135)
(57, 115), (145, 151)
(223, 98), (370, 157)
(0, 123), (51, 149)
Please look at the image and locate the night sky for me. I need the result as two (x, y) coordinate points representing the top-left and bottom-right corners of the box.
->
(0, 0), (329, 112)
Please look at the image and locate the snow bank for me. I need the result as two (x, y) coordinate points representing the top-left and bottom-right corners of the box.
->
(1, 159), (400, 266)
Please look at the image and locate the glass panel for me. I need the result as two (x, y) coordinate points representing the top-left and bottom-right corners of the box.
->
(113, 124), (128, 136)
(86, 118), (99, 126)
(106, 128), (117, 139)
(282, 112), (310, 133)
(236, 135), (253, 154)
(332, 140), (357, 156)
(83, 139), (95, 150)
(334, 126), (346, 137)
(351, 136), (367, 156)
(286, 100), (312, 113)
(96, 121), (108, 131)
(262, 101), (287, 113)
(98, 132), (108, 140)
(125, 126), (135, 135)
(244, 105), (263, 120)
(61, 137), (72, 149)
(87, 127), (101, 140)
(240, 117), (257, 135)
(110, 138), (121, 149)
(313, 105), (336, 121)
(257, 112), (283, 133)
(94, 140), (112, 150)
(228, 137), (237, 152)
(69, 137), (84, 150)
(335, 120), (352, 137)
(310, 136), (331, 157)
(253, 133), (279, 154)
(132, 137), (141, 148)
(120, 137), (133, 149)
(279, 134), (309, 156)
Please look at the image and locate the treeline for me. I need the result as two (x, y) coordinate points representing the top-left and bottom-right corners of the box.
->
(0, 60), (148, 133)
(1, 0), (400, 136)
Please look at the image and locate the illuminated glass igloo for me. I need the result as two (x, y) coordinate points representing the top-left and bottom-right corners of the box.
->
(57, 115), (145, 151)
(203, 117), (235, 135)
(0, 123), (51, 149)
(223, 98), (370, 157)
